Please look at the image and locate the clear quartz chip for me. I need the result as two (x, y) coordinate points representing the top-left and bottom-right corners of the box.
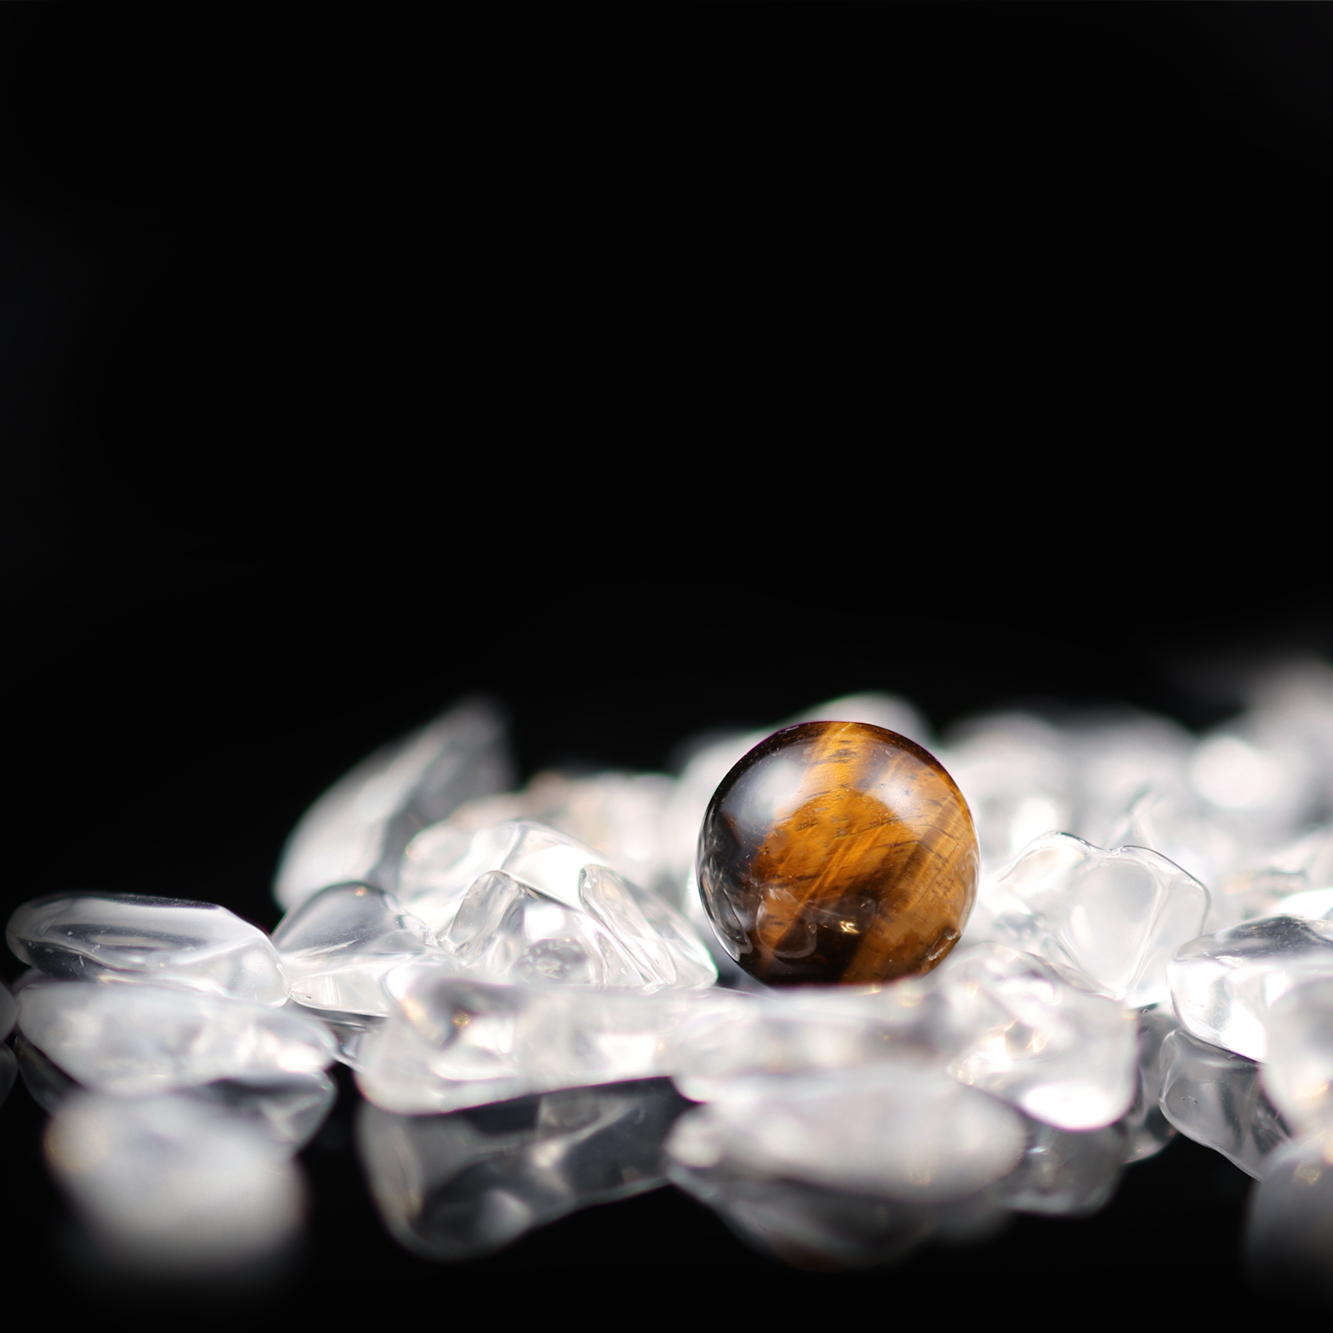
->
(17, 981), (335, 1098)
(1158, 1027), (1290, 1177)
(667, 945), (1136, 1133)
(665, 1065), (1026, 1203)
(1167, 915), (1333, 1060)
(976, 832), (1209, 1007)
(1120, 1006), (1179, 1162)
(936, 945), (1137, 1131)
(272, 882), (442, 1016)
(15, 1028), (333, 1149)
(399, 819), (715, 992)
(6, 892), (288, 1005)
(274, 697), (513, 911)
(356, 966), (718, 1114)
(1260, 979), (1333, 1133)
(357, 1078), (691, 1261)
(997, 1116), (1126, 1216)
(1244, 1132), (1333, 1303)
(45, 1092), (306, 1274)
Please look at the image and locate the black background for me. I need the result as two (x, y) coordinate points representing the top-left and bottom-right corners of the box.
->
(2, 4), (1331, 1322)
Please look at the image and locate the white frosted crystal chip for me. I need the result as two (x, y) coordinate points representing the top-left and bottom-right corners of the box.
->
(400, 819), (715, 992)
(6, 892), (288, 1005)
(666, 1065), (1026, 1203)
(357, 967), (718, 1114)
(357, 1079), (689, 1261)
(0, 977), (15, 1040)
(936, 945), (1137, 1131)
(18, 981), (335, 1097)
(274, 696), (514, 911)
(272, 882), (441, 1016)
(1158, 1027), (1290, 1178)
(1260, 979), (1333, 1134)
(45, 1092), (306, 1274)
(1167, 915), (1333, 1060)
(976, 832), (1208, 1006)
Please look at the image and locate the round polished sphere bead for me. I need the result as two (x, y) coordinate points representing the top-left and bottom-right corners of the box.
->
(696, 721), (979, 986)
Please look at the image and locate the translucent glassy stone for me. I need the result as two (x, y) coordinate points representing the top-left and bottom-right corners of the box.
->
(6, 892), (288, 1005)
(666, 1065), (1026, 1203)
(357, 967), (720, 1114)
(997, 1117), (1125, 1216)
(446, 771), (680, 904)
(1167, 915), (1333, 1061)
(1244, 1132), (1333, 1304)
(399, 819), (715, 991)
(1121, 1007), (1179, 1162)
(1158, 1027), (1290, 1177)
(697, 722), (980, 986)
(274, 696), (514, 911)
(45, 1092), (306, 1274)
(357, 1078), (691, 1261)
(17, 981), (335, 1097)
(272, 882), (442, 1016)
(976, 832), (1208, 1007)
(667, 944), (1135, 1132)
(1261, 979), (1333, 1133)
(664, 1161), (998, 1271)
(15, 1030), (333, 1147)
(0, 977), (15, 1039)
(935, 945), (1136, 1131)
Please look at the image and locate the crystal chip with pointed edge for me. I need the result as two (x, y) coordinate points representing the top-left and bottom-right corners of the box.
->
(7, 892), (288, 1005)
(17, 980), (335, 1098)
(1168, 915), (1333, 1061)
(272, 881), (442, 1016)
(399, 819), (716, 992)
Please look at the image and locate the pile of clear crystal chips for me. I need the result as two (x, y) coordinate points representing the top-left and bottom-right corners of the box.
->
(9, 665), (1333, 1285)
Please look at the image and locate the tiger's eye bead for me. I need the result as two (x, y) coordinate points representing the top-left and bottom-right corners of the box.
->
(696, 721), (978, 986)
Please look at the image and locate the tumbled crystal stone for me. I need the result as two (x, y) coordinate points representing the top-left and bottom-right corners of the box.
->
(399, 819), (715, 991)
(1260, 979), (1333, 1133)
(1120, 1006), (1179, 1162)
(936, 944), (1136, 1131)
(1158, 1027), (1289, 1177)
(1168, 915), (1333, 1060)
(997, 1117), (1125, 1216)
(7, 892), (288, 1005)
(357, 967), (718, 1113)
(272, 882), (441, 1016)
(18, 981), (335, 1097)
(274, 696), (514, 911)
(1244, 1133), (1333, 1303)
(666, 1064), (1025, 1202)
(15, 1029), (333, 1146)
(45, 1092), (306, 1274)
(975, 832), (1208, 1006)
(696, 722), (979, 986)
(358, 1079), (691, 1261)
